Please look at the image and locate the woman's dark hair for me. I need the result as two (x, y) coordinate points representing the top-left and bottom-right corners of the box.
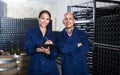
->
(38, 10), (51, 19)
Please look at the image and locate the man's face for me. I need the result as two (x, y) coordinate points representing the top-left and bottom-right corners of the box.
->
(63, 13), (74, 29)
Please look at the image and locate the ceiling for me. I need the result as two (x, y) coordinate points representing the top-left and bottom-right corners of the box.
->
(27, 0), (57, 4)
(1, 0), (57, 4)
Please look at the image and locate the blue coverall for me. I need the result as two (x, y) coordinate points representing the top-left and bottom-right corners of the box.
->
(57, 27), (90, 75)
(24, 26), (59, 75)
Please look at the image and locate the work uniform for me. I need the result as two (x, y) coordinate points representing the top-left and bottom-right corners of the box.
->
(24, 26), (59, 75)
(57, 27), (90, 75)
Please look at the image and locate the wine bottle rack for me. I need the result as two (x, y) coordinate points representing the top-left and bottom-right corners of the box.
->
(93, 0), (120, 75)
(0, 18), (38, 51)
(93, 45), (120, 75)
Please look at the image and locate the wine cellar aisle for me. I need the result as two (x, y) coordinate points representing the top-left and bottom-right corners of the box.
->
(67, 0), (120, 75)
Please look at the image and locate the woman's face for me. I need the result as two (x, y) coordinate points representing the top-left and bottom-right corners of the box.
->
(38, 13), (50, 28)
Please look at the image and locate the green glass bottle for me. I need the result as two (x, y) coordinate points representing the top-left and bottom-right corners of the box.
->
(16, 48), (21, 55)
(10, 48), (14, 55)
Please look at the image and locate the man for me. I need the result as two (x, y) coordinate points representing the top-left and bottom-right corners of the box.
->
(57, 12), (90, 75)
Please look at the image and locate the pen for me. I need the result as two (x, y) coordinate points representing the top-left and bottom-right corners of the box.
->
(45, 37), (49, 40)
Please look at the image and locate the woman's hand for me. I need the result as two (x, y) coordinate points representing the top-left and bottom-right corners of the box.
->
(36, 47), (50, 55)
(44, 40), (53, 44)
(43, 47), (50, 55)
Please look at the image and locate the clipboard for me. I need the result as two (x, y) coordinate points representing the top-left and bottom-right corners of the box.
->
(37, 44), (57, 48)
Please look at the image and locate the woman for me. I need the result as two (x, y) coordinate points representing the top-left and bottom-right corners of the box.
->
(24, 10), (59, 75)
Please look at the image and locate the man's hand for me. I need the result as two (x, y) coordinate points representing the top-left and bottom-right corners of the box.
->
(78, 42), (82, 47)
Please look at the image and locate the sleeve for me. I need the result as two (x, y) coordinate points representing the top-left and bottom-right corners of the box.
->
(58, 42), (78, 54)
(57, 32), (78, 54)
(46, 46), (59, 59)
(68, 31), (90, 57)
(57, 31), (90, 54)
(24, 31), (37, 56)
(78, 31), (90, 54)
(46, 32), (59, 59)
